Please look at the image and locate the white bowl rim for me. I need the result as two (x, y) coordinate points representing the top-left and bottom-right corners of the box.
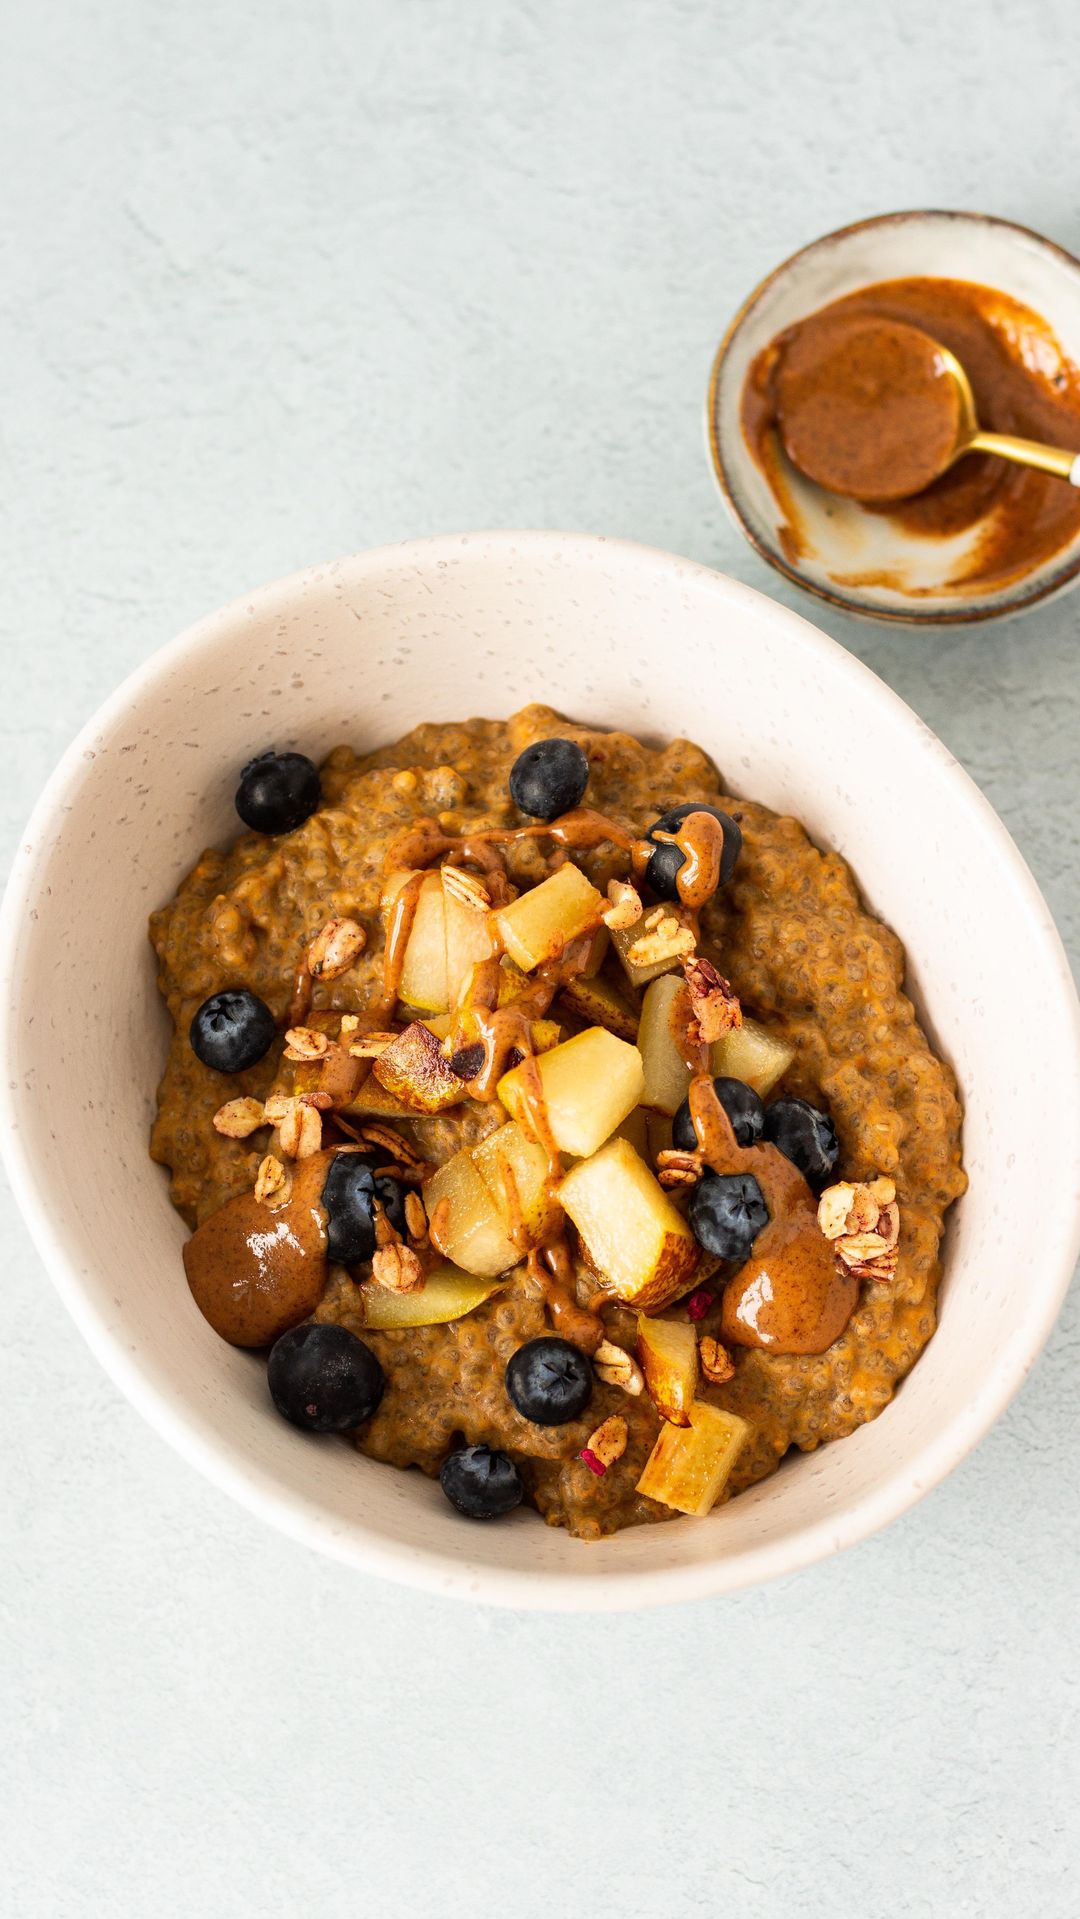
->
(706, 208), (1080, 626)
(2, 528), (1078, 1611)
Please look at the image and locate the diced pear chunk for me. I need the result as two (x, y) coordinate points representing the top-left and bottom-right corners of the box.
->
(383, 871), (449, 1013)
(638, 973), (692, 1115)
(636, 1401), (751, 1516)
(493, 862), (603, 972)
(558, 1136), (699, 1311)
(611, 906), (696, 988)
(636, 1314), (699, 1426)
(710, 1016), (794, 1096)
(422, 1149), (521, 1278)
(454, 1008), (562, 1057)
(497, 958), (531, 1004)
(646, 1111), (674, 1162)
(372, 1021), (465, 1112)
(559, 971), (639, 1042)
(357, 1263), (504, 1328)
(613, 1104), (650, 1157)
(473, 1121), (561, 1247)
(580, 925), (610, 978)
(498, 1027), (644, 1159)
(443, 875), (498, 1005)
(342, 1079), (417, 1120)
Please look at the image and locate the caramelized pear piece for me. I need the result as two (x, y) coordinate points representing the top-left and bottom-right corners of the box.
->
(638, 973), (692, 1115)
(636, 1313), (699, 1425)
(454, 1007), (562, 1057)
(473, 1121), (562, 1247)
(710, 1017), (794, 1096)
(382, 870), (449, 1012)
(558, 1136), (699, 1311)
(373, 1020), (465, 1112)
(422, 1149), (521, 1278)
(498, 1026), (645, 1158)
(357, 1263), (505, 1328)
(443, 873), (498, 1004)
(636, 1401), (751, 1516)
(493, 861), (604, 971)
(558, 970), (639, 1042)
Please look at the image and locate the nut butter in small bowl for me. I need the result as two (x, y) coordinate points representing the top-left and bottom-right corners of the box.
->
(708, 209), (1080, 623)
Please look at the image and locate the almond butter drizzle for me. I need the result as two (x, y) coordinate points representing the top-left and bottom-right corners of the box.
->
(381, 870), (427, 1011)
(280, 799), (732, 1350)
(370, 804), (725, 1352)
(286, 957), (314, 1027)
(651, 810), (728, 910)
(687, 1077), (857, 1355)
(527, 1235), (605, 1354)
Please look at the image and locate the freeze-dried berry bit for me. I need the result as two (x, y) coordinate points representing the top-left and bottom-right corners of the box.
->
(685, 1288), (714, 1323)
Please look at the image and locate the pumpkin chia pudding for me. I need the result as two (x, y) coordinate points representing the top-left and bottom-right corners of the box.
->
(149, 703), (966, 1539)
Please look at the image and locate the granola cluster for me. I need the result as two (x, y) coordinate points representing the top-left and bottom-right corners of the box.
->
(817, 1177), (900, 1283)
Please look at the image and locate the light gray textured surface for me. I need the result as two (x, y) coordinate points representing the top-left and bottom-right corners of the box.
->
(2, 3), (1077, 1915)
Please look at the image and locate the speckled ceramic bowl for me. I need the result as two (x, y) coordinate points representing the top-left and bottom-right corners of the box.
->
(2, 532), (1078, 1609)
(708, 210), (1080, 623)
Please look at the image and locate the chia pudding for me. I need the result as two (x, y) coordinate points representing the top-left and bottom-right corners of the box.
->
(149, 704), (966, 1539)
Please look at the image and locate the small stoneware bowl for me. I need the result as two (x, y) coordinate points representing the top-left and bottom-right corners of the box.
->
(2, 533), (1078, 1610)
(708, 210), (1080, 624)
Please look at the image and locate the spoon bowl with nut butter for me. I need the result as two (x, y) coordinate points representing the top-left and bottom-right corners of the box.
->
(708, 209), (1080, 621)
(772, 310), (1080, 504)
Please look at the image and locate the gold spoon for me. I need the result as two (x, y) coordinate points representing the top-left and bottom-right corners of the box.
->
(936, 342), (1080, 485)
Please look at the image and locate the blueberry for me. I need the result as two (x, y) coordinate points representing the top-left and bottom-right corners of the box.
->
(267, 1322), (384, 1432)
(189, 988), (276, 1073)
(764, 1097), (840, 1189)
(235, 750), (322, 835)
(321, 1155), (407, 1264)
(509, 737), (589, 820)
(440, 1444), (524, 1520)
(689, 1171), (769, 1262)
(505, 1336), (593, 1426)
(645, 803), (741, 903)
(672, 1076), (765, 1152)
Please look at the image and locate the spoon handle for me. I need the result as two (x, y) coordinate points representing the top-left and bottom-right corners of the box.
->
(967, 430), (1080, 486)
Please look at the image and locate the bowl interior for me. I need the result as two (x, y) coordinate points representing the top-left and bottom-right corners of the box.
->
(3, 533), (1078, 1608)
(710, 211), (1080, 623)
